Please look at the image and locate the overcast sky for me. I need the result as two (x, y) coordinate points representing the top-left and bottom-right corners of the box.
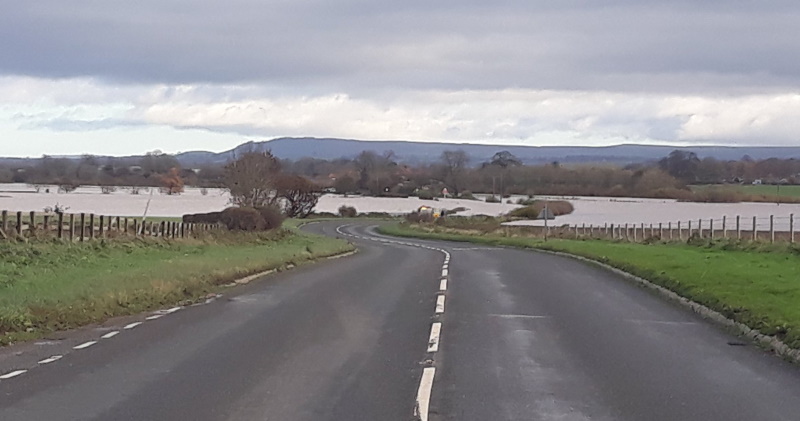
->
(2, 0), (799, 157)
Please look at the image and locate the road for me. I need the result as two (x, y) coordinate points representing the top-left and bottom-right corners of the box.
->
(1, 220), (800, 420)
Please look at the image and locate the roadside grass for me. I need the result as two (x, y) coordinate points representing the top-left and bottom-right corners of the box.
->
(0, 227), (353, 345)
(379, 223), (800, 349)
(690, 184), (800, 201)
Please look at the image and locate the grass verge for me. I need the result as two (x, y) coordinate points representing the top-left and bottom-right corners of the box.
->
(0, 227), (353, 345)
(379, 223), (800, 349)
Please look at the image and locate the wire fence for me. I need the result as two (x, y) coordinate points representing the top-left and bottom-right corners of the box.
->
(0, 210), (222, 242)
(554, 214), (797, 244)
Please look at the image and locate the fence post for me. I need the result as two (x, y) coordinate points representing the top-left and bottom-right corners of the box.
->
(57, 212), (64, 239)
(69, 214), (75, 241)
(688, 220), (692, 238)
(43, 214), (50, 236)
(1, 210), (7, 235)
(633, 225), (638, 242)
(770, 215), (775, 244)
(710, 219), (714, 239)
(736, 215), (741, 240)
(677, 221), (682, 240)
(29, 211), (36, 236)
(668, 222), (673, 240)
(90, 214), (96, 239)
(124, 218), (129, 235)
(16, 211), (23, 237)
(80, 213), (86, 242)
(752, 216), (757, 242)
(99, 215), (105, 238)
(160, 221), (166, 238)
(107, 216), (112, 233)
(722, 216), (727, 239)
(791, 214), (795, 244)
(659, 223), (663, 239)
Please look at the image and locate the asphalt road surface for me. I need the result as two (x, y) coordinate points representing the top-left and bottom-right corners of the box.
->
(1, 221), (800, 421)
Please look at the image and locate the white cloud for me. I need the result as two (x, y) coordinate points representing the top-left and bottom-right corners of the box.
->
(2, 77), (800, 157)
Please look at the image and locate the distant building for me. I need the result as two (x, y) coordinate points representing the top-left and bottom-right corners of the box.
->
(752, 179), (762, 185)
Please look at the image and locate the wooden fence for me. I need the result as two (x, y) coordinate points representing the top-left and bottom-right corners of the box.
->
(544, 214), (797, 244)
(0, 210), (222, 242)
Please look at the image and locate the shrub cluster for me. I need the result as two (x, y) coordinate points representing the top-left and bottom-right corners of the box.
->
(508, 200), (574, 219)
(338, 205), (358, 218)
(183, 206), (284, 231)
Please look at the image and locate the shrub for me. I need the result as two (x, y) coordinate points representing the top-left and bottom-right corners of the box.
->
(338, 205), (358, 218)
(183, 211), (223, 224)
(220, 207), (265, 231)
(417, 190), (435, 200)
(508, 200), (574, 219)
(485, 195), (501, 203)
(256, 206), (285, 230)
(458, 191), (478, 200)
(406, 211), (434, 223)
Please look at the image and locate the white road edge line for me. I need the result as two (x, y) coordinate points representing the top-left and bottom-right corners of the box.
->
(145, 315), (163, 321)
(73, 341), (97, 350)
(0, 370), (27, 380)
(440, 279), (447, 291)
(435, 295), (446, 314)
(415, 367), (436, 421)
(427, 323), (442, 352)
(38, 355), (62, 364)
(101, 331), (119, 339)
(124, 322), (142, 330)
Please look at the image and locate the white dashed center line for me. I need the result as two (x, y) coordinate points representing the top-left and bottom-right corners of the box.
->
(101, 331), (120, 339)
(427, 323), (442, 353)
(38, 355), (63, 365)
(440, 279), (448, 291)
(145, 314), (163, 321)
(73, 341), (97, 350)
(415, 367), (436, 421)
(124, 322), (143, 330)
(435, 295), (446, 314)
(0, 370), (27, 380)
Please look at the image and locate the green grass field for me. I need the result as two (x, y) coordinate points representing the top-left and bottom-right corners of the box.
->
(380, 223), (800, 349)
(691, 184), (800, 199)
(0, 226), (353, 344)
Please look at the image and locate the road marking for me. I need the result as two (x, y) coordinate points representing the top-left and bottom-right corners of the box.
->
(415, 367), (436, 421)
(488, 314), (549, 320)
(442, 264), (448, 270)
(0, 370), (27, 380)
(624, 319), (697, 326)
(73, 341), (97, 350)
(427, 323), (442, 352)
(164, 307), (182, 314)
(440, 279), (447, 291)
(38, 355), (62, 364)
(435, 295), (445, 314)
(441, 268), (448, 277)
(101, 331), (119, 339)
(124, 322), (142, 330)
(145, 314), (163, 320)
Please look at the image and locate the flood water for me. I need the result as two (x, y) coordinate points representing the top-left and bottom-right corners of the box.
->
(1, 184), (797, 231)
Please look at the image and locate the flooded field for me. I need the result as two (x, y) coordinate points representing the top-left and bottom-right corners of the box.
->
(2, 184), (798, 230)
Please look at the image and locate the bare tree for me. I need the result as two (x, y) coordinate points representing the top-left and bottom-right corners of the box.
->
(440, 150), (470, 195)
(276, 175), (322, 218)
(224, 151), (282, 207)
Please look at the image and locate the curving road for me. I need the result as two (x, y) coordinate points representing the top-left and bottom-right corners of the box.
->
(0, 221), (799, 420)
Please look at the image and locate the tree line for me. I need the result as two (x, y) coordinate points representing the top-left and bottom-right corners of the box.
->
(4, 148), (800, 204)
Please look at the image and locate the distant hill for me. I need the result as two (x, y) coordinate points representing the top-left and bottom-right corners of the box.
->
(173, 137), (800, 167)
(4, 137), (800, 167)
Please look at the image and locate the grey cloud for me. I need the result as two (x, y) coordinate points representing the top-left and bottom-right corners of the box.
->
(2, 1), (800, 93)
(20, 118), (145, 132)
